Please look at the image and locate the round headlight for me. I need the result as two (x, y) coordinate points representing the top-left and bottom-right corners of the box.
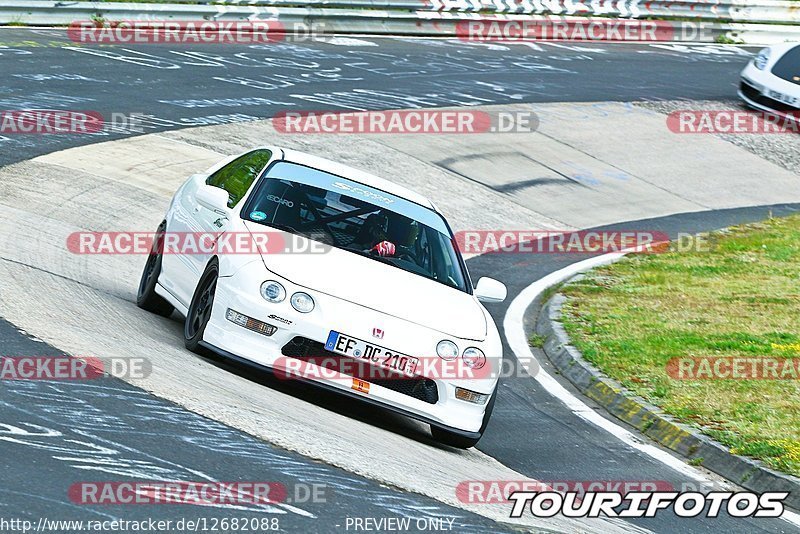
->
(260, 281), (286, 303)
(754, 48), (770, 70)
(290, 292), (315, 313)
(436, 340), (459, 361)
(462, 347), (486, 369)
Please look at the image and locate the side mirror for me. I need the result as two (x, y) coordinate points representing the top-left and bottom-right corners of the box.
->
(196, 185), (230, 215)
(474, 277), (507, 303)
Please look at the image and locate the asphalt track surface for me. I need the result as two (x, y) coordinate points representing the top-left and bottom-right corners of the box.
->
(1, 28), (756, 166)
(0, 319), (513, 534)
(1, 27), (797, 533)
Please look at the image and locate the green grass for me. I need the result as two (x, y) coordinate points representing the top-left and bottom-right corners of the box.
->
(560, 215), (800, 476)
(529, 334), (546, 348)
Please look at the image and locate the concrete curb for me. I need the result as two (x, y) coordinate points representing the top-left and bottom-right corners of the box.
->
(536, 293), (800, 511)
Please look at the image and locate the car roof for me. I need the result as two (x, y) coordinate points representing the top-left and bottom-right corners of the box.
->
(272, 147), (438, 212)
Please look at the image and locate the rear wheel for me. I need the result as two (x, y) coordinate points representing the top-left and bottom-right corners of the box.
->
(431, 391), (496, 449)
(184, 260), (219, 353)
(136, 222), (174, 317)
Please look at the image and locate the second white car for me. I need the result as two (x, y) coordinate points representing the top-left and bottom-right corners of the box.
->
(739, 43), (800, 116)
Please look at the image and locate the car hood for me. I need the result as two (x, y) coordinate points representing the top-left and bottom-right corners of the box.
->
(244, 221), (486, 340)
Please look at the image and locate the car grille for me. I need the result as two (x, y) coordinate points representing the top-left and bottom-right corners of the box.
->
(281, 336), (439, 404)
(740, 80), (797, 112)
(771, 45), (800, 86)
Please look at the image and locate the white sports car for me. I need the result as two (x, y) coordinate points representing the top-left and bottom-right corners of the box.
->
(739, 42), (800, 116)
(137, 147), (507, 448)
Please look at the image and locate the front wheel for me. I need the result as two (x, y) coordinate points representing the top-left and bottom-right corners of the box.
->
(184, 260), (219, 353)
(431, 391), (496, 449)
(137, 222), (174, 317)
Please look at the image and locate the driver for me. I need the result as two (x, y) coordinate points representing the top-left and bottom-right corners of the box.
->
(352, 213), (396, 257)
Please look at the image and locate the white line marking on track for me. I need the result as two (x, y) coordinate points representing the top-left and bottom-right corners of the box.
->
(324, 37), (379, 47)
(502, 252), (800, 528)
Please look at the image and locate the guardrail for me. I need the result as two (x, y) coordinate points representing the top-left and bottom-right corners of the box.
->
(21, 0), (798, 24)
(429, 0), (800, 25)
(1, 0), (799, 44)
(136, 0), (800, 26)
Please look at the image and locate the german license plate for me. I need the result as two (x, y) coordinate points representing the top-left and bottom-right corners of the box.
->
(325, 331), (418, 376)
(767, 89), (799, 107)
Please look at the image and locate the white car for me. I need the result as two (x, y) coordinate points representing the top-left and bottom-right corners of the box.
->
(739, 43), (800, 116)
(137, 147), (507, 448)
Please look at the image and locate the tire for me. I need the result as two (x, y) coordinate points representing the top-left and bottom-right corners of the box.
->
(431, 391), (496, 449)
(184, 259), (219, 353)
(136, 222), (174, 317)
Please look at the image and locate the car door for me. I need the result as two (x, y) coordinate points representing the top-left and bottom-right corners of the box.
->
(159, 173), (207, 306)
(164, 149), (273, 307)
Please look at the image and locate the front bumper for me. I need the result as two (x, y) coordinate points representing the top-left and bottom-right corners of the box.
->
(201, 261), (499, 435)
(739, 62), (800, 115)
(199, 340), (482, 440)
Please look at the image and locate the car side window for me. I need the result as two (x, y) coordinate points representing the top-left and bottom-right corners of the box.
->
(206, 149), (272, 208)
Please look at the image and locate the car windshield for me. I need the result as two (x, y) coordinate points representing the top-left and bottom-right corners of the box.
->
(242, 161), (468, 292)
